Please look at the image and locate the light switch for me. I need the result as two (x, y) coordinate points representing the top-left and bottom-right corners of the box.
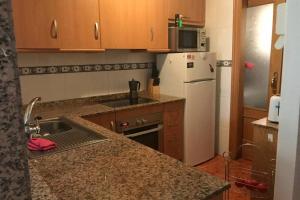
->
(267, 133), (274, 143)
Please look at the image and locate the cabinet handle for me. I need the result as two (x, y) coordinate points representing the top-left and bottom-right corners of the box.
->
(150, 28), (154, 42)
(94, 22), (99, 40)
(110, 121), (115, 132)
(51, 19), (58, 39)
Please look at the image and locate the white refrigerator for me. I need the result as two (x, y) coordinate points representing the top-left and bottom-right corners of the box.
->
(157, 52), (216, 166)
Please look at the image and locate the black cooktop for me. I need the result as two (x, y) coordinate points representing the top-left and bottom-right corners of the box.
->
(101, 97), (158, 108)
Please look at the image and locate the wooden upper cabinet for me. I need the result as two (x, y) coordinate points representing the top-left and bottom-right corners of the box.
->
(248, 0), (274, 7)
(58, 0), (101, 50)
(147, 0), (169, 50)
(99, 0), (148, 49)
(12, 0), (60, 49)
(188, 0), (206, 25)
(168, 0), (187, 20)
(168, 0), (206, 26)
(12, 0), (173, 51)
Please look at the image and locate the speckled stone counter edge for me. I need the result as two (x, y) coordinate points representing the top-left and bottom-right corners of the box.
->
(0, 0), (31, 199)
(30, 92), (185, 119)
(29, 115), (230, 200)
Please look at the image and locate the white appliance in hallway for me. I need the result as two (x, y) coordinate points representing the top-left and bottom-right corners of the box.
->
(157, 52), (216, 166)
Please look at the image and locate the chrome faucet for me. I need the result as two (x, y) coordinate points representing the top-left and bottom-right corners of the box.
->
(24, 97), (41, 137)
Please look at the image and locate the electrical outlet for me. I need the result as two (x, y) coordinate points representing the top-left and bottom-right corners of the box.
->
(267, 133), (274, 143)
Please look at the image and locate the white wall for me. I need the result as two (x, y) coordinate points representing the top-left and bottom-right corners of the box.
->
(206, 0), (233, 155)
(274, 1), (300, 199)
(18, 51), (155, 104)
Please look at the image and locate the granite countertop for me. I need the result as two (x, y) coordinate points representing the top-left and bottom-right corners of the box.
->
(28, 93), (230, 200)
(32, 93), (183, 119)
(252, 117), (279, 130)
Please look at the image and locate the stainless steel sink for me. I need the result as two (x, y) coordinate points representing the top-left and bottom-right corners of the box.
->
(29, 118), (107, 158)
(39, 119), (72, 136)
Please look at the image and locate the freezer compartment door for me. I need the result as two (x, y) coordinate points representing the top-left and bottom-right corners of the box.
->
(184, 80), (216, 166)
(185, 52), (217, 82)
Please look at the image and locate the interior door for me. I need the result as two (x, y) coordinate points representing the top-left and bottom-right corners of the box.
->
(230, 0), (285, 159)
(99, 0), (148, 49)
(241, 0), (284, 159)
(184, 80), (216, 166)
(12, 0), (59, 49)
(58, 0), (101, 50)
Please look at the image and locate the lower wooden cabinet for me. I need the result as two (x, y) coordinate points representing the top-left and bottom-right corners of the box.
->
(83, 100), (185, 161)
(82, 112), (115, 131)
(251, 118), (278, 200)
(209, 193), (223, 200)
(163, 101), (184, 161)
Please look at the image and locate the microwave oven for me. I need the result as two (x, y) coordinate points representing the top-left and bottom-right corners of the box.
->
(168, 27), (207, 52)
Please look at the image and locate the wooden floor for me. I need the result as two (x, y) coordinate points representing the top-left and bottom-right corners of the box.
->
(195, 156), (252, 200)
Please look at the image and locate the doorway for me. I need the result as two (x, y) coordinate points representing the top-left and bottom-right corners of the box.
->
(229, 0), (285, 159)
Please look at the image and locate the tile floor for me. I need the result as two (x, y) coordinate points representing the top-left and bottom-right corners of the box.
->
(195, 155), (252, 200)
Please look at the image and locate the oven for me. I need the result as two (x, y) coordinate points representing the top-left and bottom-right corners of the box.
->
(116, 112), (163, 151)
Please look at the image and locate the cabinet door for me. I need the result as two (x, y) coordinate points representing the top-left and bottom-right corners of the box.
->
(58, 0), (101, 50)
(168, 0), (205, 26)
(163, 101), (184, 161)
(99, 0), (148, 49)
(147, 0), (169, 50)
(12, 0), (59, 49)
(83, 112), (115, 131)
(168, 0), (187, 20)
(252, 125), (278, 200)
(188, 0), (206, 25)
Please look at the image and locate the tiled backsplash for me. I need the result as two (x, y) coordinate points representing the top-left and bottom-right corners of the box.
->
(217, 60), (232, 67)
(19, 51), (155, 104)
(20, 69), (151, 104)
(17, 51), (155, 66)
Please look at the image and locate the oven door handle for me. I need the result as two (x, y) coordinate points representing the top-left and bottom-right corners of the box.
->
(125, 125), (163, 138)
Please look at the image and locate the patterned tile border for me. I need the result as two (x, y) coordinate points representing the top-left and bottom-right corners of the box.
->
(19, 60), (230, 75)
(217, 60), (232, 67)
(19, 62), (154, 76)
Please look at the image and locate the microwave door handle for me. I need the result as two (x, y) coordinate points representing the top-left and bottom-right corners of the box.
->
(126, 125), (163, 138)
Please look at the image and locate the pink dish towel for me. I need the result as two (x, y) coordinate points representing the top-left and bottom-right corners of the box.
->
(27, 138), (57, 151)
